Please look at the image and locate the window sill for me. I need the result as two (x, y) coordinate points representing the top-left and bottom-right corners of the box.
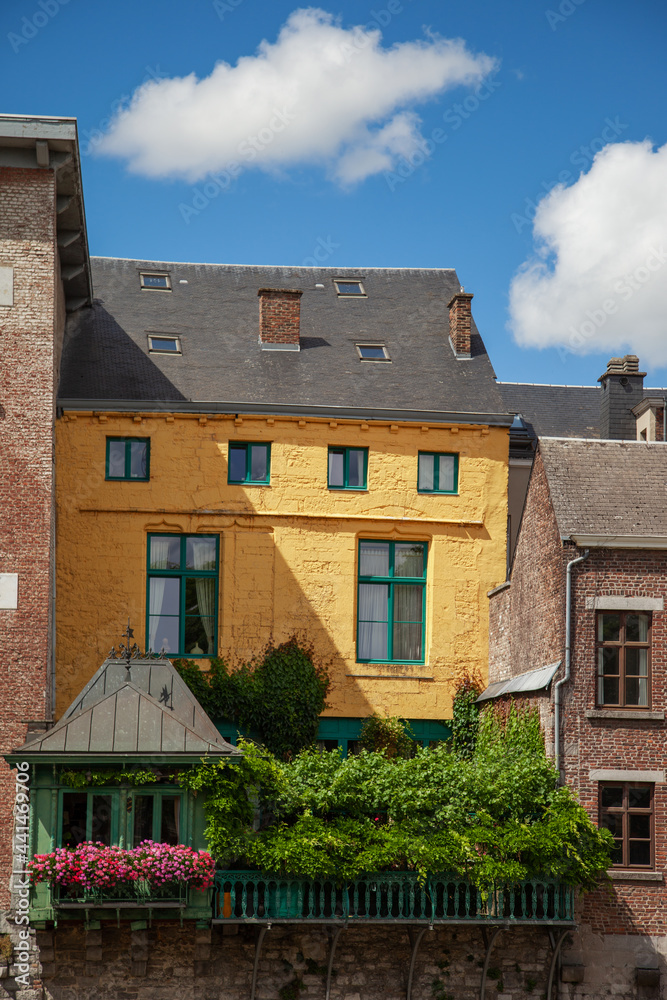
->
(608, 870), (663, 882)
(347, 672), (434, 681)
(586, 709), (665, 721)
(228, 482), (272, 487)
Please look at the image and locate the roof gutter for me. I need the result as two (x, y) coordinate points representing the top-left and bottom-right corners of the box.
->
(569, 534), (667, 549)
(57, 399), (515, 427)
(554, 549), (589, 777)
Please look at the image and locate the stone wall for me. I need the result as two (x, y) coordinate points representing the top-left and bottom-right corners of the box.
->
(0, 921), (558, 1000)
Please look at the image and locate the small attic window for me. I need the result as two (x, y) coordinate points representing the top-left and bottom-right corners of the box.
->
(140, 272), (171, 290)
(335, 279), (365, 296)
(148, 335), (181, 354)
(357, 344), (390, 362)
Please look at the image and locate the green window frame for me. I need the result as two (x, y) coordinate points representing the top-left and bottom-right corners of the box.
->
(356, 540), (427, 664)
(59, 789), (119, 847)
(228, 442), (271, 484)
(146, 534), (219, 658)
(417, 452), (458, 494)
(130, 789), (184, 847)
(106, 438), (150, 481)
(328, 446), (368, 490)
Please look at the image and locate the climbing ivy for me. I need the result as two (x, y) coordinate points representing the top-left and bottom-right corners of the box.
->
(450, 677), (481, 758)
(174, 638), (329, 759)
(185, 702), (613, 890)
(60, 767), (168, 788)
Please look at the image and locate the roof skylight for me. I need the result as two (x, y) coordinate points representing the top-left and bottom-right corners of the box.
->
(357, 344), (390, 362)
(140, 272), (171, 291)
(335, 279), (365, 296)
(148, 335), (181, 354)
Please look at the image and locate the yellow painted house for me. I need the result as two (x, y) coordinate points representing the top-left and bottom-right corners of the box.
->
(56, 259), (511, 749)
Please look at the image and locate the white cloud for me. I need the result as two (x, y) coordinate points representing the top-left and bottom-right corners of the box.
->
(96, 7), (497, 184)
(508, 140), (667, 367)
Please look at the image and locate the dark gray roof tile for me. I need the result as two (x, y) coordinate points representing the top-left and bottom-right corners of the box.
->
(58, 258), (507, 419)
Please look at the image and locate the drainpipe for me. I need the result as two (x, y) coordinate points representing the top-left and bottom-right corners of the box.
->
(554, 549), (589, 777)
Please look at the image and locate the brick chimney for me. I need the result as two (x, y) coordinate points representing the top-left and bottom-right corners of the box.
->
(447, 291), (474, 359)
(258, 288), (303, 351)
(598, 354), (646, 439)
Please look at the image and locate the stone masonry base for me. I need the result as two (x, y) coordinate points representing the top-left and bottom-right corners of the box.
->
(0, 917), (665, 1000)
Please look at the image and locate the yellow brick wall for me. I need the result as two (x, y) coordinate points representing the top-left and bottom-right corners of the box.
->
(55, 411), (509, 720)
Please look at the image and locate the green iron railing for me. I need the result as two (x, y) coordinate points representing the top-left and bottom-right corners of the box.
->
(213, 872), (575, 924)
(54, 880), (187, 908)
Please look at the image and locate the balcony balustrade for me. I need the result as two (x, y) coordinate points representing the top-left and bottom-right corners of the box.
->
(213, 871), (575, 925)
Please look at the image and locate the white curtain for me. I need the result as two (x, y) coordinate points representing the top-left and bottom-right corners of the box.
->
(439, 455), (455, 492)
(359, 542), (389, 577)
(150, 536), (172, 570)
(149, 578), (167, 652)
(393, 585), (423, 660)
(190, 537), (216, 653)
(358, 583), (388, 659)
(418, 453), (434, 491)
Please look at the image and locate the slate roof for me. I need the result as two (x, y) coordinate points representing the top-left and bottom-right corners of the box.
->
(58, 258), (510, 423)
(498, 383), (601, 439)
(539, 438), (667, 538)
(499, 382), (667, 441)
(12, 658), (239, 758)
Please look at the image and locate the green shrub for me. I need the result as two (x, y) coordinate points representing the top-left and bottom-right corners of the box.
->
(359, 714), (414, 758)
(184, 701), (613, 889)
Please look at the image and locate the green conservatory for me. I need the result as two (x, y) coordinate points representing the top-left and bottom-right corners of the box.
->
(6, 655), (240, 926)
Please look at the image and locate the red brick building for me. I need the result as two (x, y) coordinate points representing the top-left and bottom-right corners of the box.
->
(0, 115), (91, 924)
(487, 434), (667, 994)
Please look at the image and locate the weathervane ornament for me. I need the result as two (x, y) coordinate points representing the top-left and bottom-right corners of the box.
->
(108, 618), (141, 670)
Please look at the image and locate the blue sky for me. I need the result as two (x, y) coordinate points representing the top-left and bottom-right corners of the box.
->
(2, 0), (667, 387)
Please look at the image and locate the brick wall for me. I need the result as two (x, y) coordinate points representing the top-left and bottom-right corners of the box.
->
(488, 449), (566, 682)
(563, 546), (667, 936)
(487, 582), (511, 681)
(488, 443), (667, 943)
(0, 166), (59, 909)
